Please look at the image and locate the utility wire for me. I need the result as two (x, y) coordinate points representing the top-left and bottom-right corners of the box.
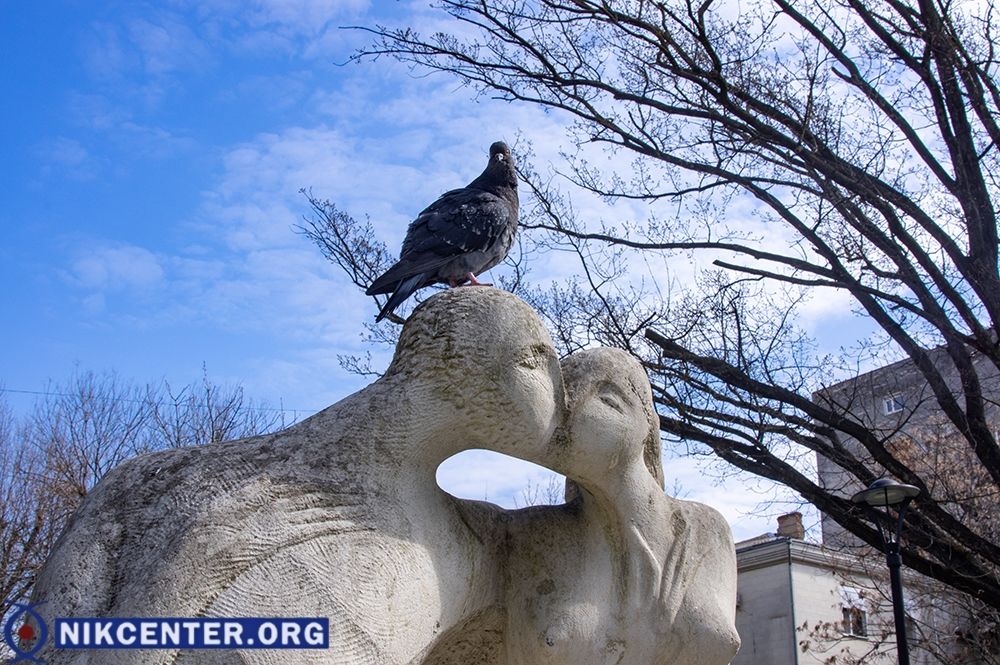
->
(0, 387), (319, 417)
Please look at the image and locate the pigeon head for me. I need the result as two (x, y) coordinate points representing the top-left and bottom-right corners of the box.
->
(490, 141), (511, 160)
(471, 141), (517, 192)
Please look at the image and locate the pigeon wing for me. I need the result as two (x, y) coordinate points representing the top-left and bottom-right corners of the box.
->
(405, 189), (510, 257)
(366, 189), (511, 295)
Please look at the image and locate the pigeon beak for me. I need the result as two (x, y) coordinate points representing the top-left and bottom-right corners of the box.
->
(495, 153), (505, 162)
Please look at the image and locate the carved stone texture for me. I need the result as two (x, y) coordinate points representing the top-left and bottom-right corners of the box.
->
(31, 288), (739, 665)
(503, 348), (740, 665)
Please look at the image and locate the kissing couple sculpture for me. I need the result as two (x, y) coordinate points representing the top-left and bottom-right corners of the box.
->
(32, 288), (740, 665)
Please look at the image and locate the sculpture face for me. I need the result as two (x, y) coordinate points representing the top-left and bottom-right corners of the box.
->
(562, 348), (657, 479)
(391, 288), (564, 462)
(493, 338), (563, 460)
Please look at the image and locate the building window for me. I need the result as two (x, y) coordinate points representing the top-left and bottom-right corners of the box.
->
(884, 394), (904, 415)
(840, 586), (868, 638)
(905, 614), (917, 642)
(842, 606), (868, 637)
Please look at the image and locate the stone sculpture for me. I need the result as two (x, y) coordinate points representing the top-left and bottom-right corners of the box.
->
(31, 288), (561, 665)
(502, 348), (740, 665)
(31, 287), (739, 665)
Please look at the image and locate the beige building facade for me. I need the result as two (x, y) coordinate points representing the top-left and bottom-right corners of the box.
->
(734, 344), (999, 664)
(733, 514), (932, 665)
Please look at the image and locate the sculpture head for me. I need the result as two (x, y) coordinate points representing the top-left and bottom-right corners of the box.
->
(557, 347), (664, 488)
(385, 287), (564, 462)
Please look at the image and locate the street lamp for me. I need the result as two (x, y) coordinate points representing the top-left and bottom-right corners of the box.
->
(852, 478), (921, 665)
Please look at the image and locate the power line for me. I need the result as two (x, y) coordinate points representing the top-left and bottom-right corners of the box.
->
(0, 387), (319, 416)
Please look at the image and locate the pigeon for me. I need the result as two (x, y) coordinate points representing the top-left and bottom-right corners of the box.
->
(366, 141), (519, 322)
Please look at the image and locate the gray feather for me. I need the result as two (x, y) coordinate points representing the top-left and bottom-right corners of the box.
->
(366, 142), (519, 320)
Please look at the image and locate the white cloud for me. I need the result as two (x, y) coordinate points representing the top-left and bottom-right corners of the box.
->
(222, 72), (315, 113)
(664, 450), (821, 542)
(67, 93), (128, 131)
(125, 14), (211, 76)
(245, 0), (368, 32)
(170, 0), (371, 59)
(40, 137), (89, 167)
(118, 122), (198, 158)
(80, 21), (131, 81)
(68, 244), (166, 292)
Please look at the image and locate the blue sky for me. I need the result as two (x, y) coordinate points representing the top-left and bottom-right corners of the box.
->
(2, 2), (455, 414)
(1, 0), (874, 540)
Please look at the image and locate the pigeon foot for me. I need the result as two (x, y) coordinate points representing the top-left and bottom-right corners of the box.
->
(461, 272), (491, 287)
(448, 273), (493, 288)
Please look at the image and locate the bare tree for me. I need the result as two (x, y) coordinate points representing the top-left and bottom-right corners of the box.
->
(150, 365), (289, 448)
(1, 368), (290, 619)
(304, 0), (1000, 624)
(512, 473), (566, 508)
(27, 370), (157, 513)
(799, 562), (1000, 665)
(0, 393), (59, 625)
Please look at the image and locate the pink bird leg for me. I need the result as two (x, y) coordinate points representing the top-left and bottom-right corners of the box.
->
(449, 273), (492, 287)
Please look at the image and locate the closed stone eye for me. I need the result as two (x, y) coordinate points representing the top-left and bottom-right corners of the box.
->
(596, 383), (631, 414)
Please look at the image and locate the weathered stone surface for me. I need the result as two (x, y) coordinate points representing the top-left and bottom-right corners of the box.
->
(502, 348), (740, 665)
(31, 287), (739, 665)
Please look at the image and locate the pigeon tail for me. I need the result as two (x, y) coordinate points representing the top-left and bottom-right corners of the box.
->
(375, 273), (425, 322)
(366, 255), (445, 296)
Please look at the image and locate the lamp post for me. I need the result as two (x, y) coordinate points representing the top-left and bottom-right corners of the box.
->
(851, 478), (921, 665)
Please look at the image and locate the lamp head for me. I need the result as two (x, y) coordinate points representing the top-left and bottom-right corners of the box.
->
(852, 478), (920, 507)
